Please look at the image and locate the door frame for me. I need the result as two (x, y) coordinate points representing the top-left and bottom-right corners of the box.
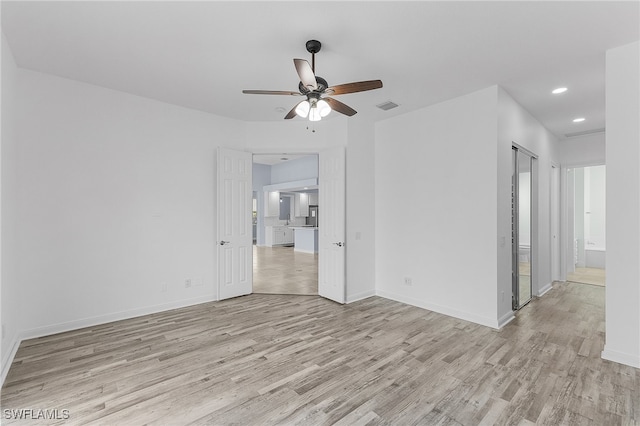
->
(550, 163), (561, 283)
(512, 144), (538, 310)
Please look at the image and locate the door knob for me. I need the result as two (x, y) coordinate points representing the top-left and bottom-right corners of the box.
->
(333, 242), (344, 247)
(219, 241), (230, 246)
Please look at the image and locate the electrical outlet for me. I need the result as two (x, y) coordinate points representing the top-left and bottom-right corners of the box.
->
(161, 282), (168, 292)
(185, 279), (192, 288)
(404, 277), (413, 286)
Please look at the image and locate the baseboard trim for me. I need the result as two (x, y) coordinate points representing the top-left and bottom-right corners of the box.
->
(376, 290), (501, 329)
(346, 290), (376, 304)
(293, 249), (317, 255)
(602, 347), (640, 368)
(537, 282), (553, 297)
(0, 294), (216, 387)
(497, 311), (515, 328)
(1, 334), (22, 387)
(21, 295), (217, 341)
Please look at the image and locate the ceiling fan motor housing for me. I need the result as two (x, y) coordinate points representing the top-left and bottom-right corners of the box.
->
(299, 76), (328, 94)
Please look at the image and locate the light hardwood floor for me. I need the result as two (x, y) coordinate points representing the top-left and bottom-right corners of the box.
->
(2, 282), (638, 425)
(567, 267), (606, 287)
(253, 245), (318, 295)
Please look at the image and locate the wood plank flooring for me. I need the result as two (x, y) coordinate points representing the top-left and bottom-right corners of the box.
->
(567, 267), (606, 287)
(2, 282), (638, 425)
(253, 245), (318, 295)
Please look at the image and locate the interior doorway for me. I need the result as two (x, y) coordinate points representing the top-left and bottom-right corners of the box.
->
(566, 165), (606, 286)
(512, 146), (537, 310)
(252, 153), (320, 295)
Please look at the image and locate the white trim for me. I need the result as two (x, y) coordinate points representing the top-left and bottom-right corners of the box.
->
(537, 282), (553, 297)
(602, 347), (640, 368)
(1, 334), (21, 387)
(346, 290), (376, 304)
(497, 311), (516, 328)
(293, 248), (317, 254)
(0, 295), (215, 387)
(376, 290), (502, 329)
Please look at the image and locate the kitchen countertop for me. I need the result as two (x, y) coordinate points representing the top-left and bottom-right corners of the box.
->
(289, 226), (318, 230)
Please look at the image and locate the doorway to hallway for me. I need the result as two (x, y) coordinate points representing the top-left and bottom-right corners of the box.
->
(252, 153), (319, 296)
(566, 165), (606, 287)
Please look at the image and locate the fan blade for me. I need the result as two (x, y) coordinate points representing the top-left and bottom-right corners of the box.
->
(326, 80), (383, 95)
(325, 97), (357, 117)
(294, 59), (317, 91)
(242, 90), (302, 96)
(284, 101), (305, 119)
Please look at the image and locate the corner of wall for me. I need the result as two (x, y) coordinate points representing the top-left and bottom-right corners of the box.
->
(1, 29), (22, 389)
(1, 333), (21, 387)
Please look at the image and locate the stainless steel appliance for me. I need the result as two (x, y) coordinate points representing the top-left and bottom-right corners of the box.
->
(306, 206), (319, 227)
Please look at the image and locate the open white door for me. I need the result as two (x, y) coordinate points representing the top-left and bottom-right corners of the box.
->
(318, 146), (346, 303)
(217, 147), (252, 300)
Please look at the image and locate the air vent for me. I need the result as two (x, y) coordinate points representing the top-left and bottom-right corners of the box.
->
(376, 101), (399, 111)
(564, 128), (605, 138)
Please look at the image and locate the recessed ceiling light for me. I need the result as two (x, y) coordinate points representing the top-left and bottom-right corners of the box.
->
(573, 117), (586, 123)
(552, 87), (568, 94)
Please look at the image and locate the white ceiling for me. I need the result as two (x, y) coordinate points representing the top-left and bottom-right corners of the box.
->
(2, 1), (638, 139)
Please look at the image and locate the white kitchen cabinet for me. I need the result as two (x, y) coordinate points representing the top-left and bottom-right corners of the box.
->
(264, 191), (280, 217)
(265, 226), (294, 246)
(294, 193), (310, 217)
(283, 227), (293, 244)
(308, 193), (319, 206)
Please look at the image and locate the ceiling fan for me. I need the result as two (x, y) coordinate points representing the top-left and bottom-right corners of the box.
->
(242, 40), (383, 121)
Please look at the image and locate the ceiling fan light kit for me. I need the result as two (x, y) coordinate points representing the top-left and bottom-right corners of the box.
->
(242, 40), (383, 121)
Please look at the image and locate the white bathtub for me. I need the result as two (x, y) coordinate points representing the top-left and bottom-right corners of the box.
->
(585, 247), (606, 269)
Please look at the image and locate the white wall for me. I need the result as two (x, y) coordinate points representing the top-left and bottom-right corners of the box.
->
(12, 68), (244, 341)
(246, 119), (347, 154)
(375, 87), (500, 328)
(270, 155), (318, 185)
(602, 41), (640, 368)
(497, 87), (559, 322)
(1, 32), (21, 382)
(558, 133), (605, 167)
(346, 117), (376, 302)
